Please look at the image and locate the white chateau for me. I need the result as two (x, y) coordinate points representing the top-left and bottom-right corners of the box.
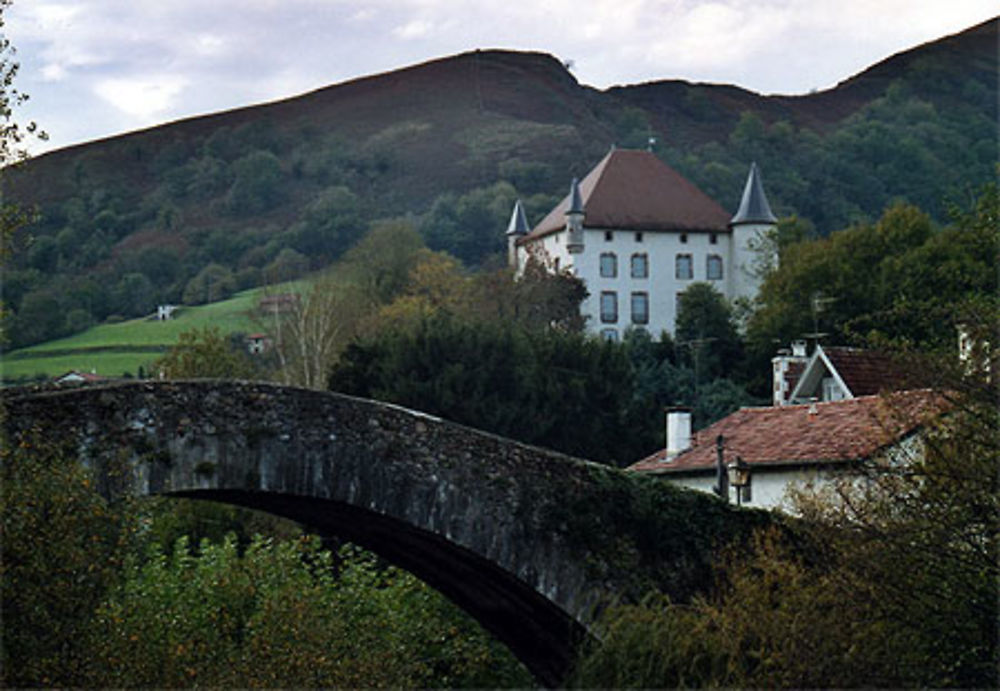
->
(506, 148), (777, 340)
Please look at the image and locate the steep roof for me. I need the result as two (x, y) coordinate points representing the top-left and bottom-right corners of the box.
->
(628, 390), (945, 475)
(730, 162), (777, 226)
(521, 149), (731, 241)
(791, 345), (910, 401)
(505, 199), (530, 236)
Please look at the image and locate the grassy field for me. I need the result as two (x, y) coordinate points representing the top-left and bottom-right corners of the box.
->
(1, 287), (285, 382)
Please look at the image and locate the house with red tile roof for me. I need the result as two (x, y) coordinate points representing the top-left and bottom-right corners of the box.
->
(506, 148), (777, 340)
(628, 390), (945, 510)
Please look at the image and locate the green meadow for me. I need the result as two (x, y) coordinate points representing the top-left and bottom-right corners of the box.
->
(1, 288), (276, 383)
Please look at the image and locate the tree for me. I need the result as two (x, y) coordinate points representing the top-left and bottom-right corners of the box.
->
(182, 263), (237, 305)
(153, 326), (256, 379)
(340, 219), (426, 306)
(329, 315), (660, 465)
(224, 149), (285, 215)
(0, 0), (46, 345)
(288, 185), (363, 265)
(1, 435), (135, 686)
(264, 273), (369, 390)
(85, 536), (530, 688)
(675, 282), (743, 382)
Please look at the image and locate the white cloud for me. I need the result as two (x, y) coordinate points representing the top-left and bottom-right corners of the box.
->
(192, 34), (228, 57)
(93, 75), (189, 120)
(393, 19), (435, 40)
(41, 63), (67, 81)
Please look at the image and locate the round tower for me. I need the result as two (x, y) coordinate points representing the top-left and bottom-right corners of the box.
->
(728, 162), (777, 301)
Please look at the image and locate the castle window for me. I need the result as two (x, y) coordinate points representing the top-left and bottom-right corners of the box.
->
(631, 253), (648, 279)
(601, 328), (619, 342)
(680, 233), (688, 244)
(707, 254), (723, 280)
(599, 252), (617, 278)
(710, 233), (718, 245)
(635, 232), (644, 242)
(631, 292), (649, 325)
(600, 291), (618, 323)
(675, 254), (693, 280)
(604, 231), (613, 242)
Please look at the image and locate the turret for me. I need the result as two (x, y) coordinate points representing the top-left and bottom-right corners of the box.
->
(729, 162), (777, 301)
(565, 178), (585, 254)
(505, 198), (529, 268)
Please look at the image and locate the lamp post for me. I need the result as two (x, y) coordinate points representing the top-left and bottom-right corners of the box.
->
(713, 435), (729, 500)
(727, 456), (751, 507)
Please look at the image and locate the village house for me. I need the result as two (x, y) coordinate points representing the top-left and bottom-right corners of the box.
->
(628, 391), (942, 511)
(507, 148), (777, 339)
(630, 342), (940, 511)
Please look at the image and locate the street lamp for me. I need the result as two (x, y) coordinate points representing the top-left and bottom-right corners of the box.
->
(727, 456), (751, 507)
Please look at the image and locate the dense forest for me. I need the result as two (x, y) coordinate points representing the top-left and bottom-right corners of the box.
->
(1, 18), (996, 349)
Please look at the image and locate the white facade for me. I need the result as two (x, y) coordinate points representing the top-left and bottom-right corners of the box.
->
(664, 466), (840, 512)
(521, 226), (745, 340)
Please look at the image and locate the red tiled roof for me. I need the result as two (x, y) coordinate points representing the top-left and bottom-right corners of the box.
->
(822, 347), (909, 396)
(628, 390), (946, 475)
(520, 149), (731, 241)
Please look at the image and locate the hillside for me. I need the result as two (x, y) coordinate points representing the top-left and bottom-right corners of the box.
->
(2, 18), (996, 350)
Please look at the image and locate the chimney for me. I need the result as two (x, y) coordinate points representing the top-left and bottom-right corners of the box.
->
(664, 407), (692, 461)
(772, 341), (810, 407)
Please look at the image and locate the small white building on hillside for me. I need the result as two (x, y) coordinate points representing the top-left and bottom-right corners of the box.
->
(507, 148), (777, 339)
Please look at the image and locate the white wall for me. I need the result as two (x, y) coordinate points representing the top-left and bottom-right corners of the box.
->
(663, 467), (837, 512)
(520, 226), (734, 339)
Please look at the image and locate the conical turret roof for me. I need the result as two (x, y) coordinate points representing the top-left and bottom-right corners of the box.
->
(730, 162), (777, 226)
(506, 199), (530, 236)
(566, 178), (584, 215)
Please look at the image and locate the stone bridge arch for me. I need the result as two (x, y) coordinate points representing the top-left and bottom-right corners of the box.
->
(3, 381), (768, 686)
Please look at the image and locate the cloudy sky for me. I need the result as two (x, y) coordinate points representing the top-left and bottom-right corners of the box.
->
(7, 0), (997, 154)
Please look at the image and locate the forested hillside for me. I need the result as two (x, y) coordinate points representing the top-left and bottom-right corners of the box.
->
(2, 18), (996, 349)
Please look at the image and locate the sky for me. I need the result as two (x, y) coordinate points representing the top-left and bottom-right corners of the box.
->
(6, 0), (997, 155)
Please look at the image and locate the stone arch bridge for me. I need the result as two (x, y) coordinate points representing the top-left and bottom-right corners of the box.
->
(2, 381), (768, 686)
